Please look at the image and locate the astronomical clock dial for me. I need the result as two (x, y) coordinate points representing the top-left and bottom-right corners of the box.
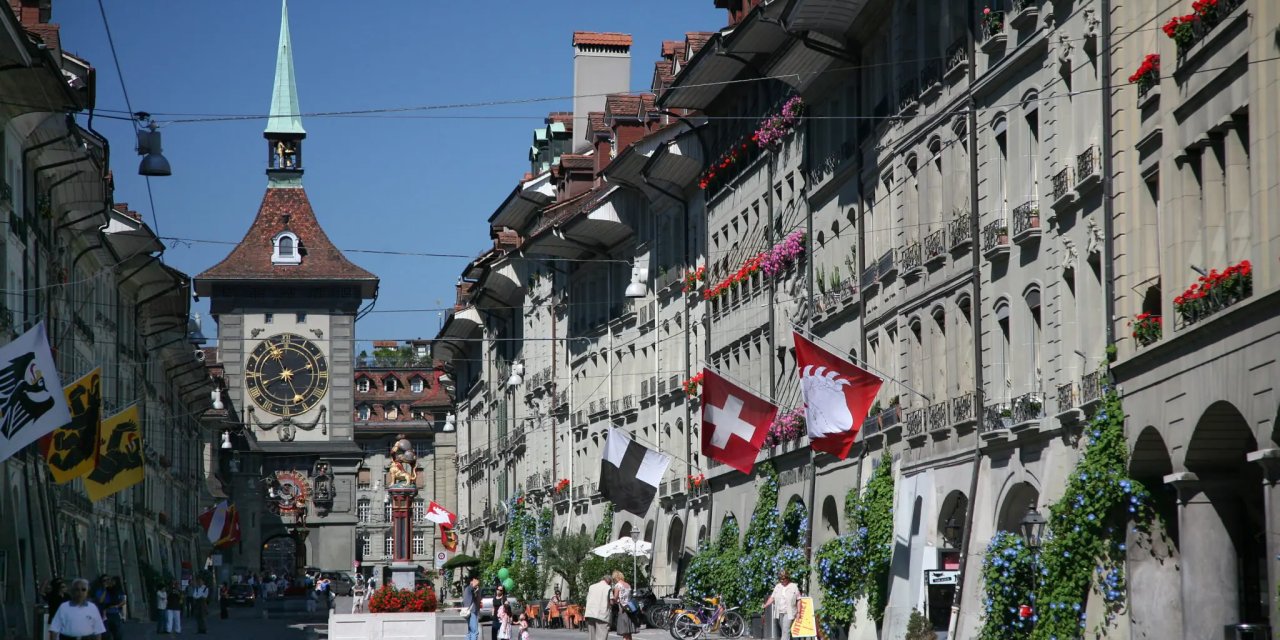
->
(245, 333), (329, 417)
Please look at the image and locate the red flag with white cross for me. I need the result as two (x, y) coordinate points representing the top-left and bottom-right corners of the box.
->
(700, 368), (778, 474)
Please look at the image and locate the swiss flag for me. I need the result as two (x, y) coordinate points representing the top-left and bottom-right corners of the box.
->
(700, 368), (778, 474)
(425, 501), (457, 528)
(793, 331), (883, 460)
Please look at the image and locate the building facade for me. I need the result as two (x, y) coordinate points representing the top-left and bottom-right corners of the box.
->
(0, 1), (212, 635)
(194, 0), (378, 577)
(442, 0), (1280, 638)
(352, 341), (457, 580)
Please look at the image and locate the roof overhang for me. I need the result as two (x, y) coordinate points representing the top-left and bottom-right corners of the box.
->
(643, 128), (706, 190)
(766, 34), (841, 93)
(781, 0), (870, 40)
(522, 187), (632, 259)
(488, 171), (556, 230)
(474, 258), (528, 308)
(658, 3), (789, 111)
(104, 208), (164, 258)
(0, 9), (82, 120)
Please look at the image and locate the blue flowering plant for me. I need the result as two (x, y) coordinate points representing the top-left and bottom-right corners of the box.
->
(976, 531), (1037, 640)
(814, 455), (895, 637)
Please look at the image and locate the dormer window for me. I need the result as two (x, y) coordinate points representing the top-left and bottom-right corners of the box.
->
(410, 377), (424, 393)
(357, 378), (371, 393)
(272, 231), (302, 265)
(385, 404), (399, 420)
(384, 377), (399, 393)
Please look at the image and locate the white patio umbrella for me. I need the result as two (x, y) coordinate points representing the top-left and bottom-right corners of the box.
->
(590, 537), (652, 587)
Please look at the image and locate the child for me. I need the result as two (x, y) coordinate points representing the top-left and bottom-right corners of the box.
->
(518, 613), (531, 640)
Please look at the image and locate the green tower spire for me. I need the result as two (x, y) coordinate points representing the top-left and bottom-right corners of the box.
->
(266, 0), (305, 136)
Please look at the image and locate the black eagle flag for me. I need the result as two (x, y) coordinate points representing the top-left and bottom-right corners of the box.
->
(0, 323), (71, 464)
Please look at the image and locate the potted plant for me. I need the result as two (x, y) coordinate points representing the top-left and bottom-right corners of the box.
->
(1131, 313), (1162, 346)
(1129, 54), (1160, 97)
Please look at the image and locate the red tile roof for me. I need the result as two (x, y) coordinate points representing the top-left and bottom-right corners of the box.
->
(653, 60), (674, 86)
(661, 40), (681, 58)
(547, 112), (573, 124)
(195, 187), (378, 295)
(605, 94), (642, 120)
(685, 32), (713, 59)
(559, 154), (594, 170)
(588, 111), (610, 137)
(573, 31), (633, 47)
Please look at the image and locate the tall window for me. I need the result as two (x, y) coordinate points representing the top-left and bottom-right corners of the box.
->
(412, 532), (425, 555)
(383, 501), (392, 522)
(1025, 288), (1043, 393)
(413, 500), (425, 522)
(414, 441), (431, 460)
(359, 535), (371, 557)
(993, 117), (1009, 221)
(410, 378), (424, 393)
(357, 378), (370, 393)
(356, 405), (370, 421)
(996, 301), (1012, 400)
(357, 499), (371, 523)
(384, 377), (399, 393)
(384, 535), (394, 557)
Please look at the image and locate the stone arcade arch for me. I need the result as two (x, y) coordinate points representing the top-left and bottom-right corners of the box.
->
(1127, 426), (1182, 640)
(995, 481), (1039, 534)
(821, 495), (840, 535)
(1168, 401), (1267, 637)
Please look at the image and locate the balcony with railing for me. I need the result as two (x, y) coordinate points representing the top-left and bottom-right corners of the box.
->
(877, 248), (898, 281)
(901, 241), (924, 278)
(981, 220), (1010, 260)
(945, 37), (968, 81)
(923, 229), (947, 266)
(905, 408), (926, 439)
(981, 402), (1011, 435)
(1056, 382), (1075, 414)
(979, 11), (1007, 54)
(1173, 0), (1245, 65)
(950, 392), (976, 429)
(1076, 146), (1101, 194)
(949, 211), (973, 251)
(898, 76), (919, 114)
(1009, 0), (1039, 30)
(925, 401), (950, 434)
(861, 262), (880, 292)
(1011, 201), (1041, 243)
(1009, 392), (1045, 430)
(1051, 166), (1075, 211)
(919, 60), (943, 100)
(1080, 370), (1104, 405)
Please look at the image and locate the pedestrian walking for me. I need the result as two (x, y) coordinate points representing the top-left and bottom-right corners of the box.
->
(305, 587), (317, 614)
(218, 585), (229, 620)
(351, 578), (367, 614)
(491, 586), (509, 640)
(462, 575), (481, 640)
(585, 575), (612, 640)
(92, 576), (127, 640)
(165, 581), (184, 634)
(48, 578), (106, 640)
(763, 570), (799, 640)
(190, 578), (209, 634)
(610, 571), (636, 640)
(44, 579), (69, 625)
(153, 585), (168, 634)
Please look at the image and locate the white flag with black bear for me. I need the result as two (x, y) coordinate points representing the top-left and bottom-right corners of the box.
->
(599, 427), (671, 516)
(0, 322), (71, 464)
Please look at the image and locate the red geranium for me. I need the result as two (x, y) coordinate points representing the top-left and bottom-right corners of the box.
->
(368, 585), (438, 613)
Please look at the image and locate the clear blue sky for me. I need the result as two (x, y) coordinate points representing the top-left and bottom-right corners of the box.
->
(56, 1), (722, 348)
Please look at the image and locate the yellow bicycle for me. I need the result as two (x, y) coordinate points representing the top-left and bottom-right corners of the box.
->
(669, 597), (746, 640)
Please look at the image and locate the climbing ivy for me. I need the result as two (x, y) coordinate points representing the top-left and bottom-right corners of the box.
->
(593, 504), (615, 544)
(738, 463), (810, 615)
(686, 517), (743, 605)
(977, 532), (1037, 640)
(977, 383), (1155, 639)
(815, 455), (895, 636)
(782, 500), (809, 548)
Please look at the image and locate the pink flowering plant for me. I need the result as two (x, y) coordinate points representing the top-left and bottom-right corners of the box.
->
(752, 96), (806, 149)
(761, 230), (807, 277)
(765, 407), (806, 446)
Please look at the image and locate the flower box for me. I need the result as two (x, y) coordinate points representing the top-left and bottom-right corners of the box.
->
(1131, 313), (1162, 347)
(1173, 259), (1252, 326)
(1129, 54), (1160, 99)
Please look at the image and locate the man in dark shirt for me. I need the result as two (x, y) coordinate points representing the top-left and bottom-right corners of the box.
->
(461, 574), (481, 640)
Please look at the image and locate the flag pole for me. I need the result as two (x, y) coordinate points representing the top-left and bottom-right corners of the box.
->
(790, 323), (932, 403)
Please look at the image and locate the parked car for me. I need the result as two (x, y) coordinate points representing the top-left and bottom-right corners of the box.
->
(227, 584), (256, 607)
(318, 571), (355, 596)
(478, 588), (520, 621)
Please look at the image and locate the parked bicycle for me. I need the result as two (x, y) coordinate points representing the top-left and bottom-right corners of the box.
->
(668, 596), (745, 640)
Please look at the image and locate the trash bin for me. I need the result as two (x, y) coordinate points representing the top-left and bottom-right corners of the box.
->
(1233, 623), (1270, 640)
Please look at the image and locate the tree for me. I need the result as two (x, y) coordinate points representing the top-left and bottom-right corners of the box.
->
(905, 609), (936, 640)
(542, 532), (595, 602)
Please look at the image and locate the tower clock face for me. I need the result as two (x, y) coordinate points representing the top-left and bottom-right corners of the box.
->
(245, 333), (329, 417)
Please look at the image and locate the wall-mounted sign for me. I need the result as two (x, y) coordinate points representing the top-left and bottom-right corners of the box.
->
(927, 570), (960, 585)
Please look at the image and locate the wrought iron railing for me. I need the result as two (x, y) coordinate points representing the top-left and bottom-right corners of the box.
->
(982, 220), (1009, 255)
(861, 263), (879, 289)
(920, 60), (943, 92)
(902, 241), (923, 273)
(905, 409), (925, 437)
(946, 38), (968, 73)
(1056, 382), (1075, 412)
(982, 403), (1010, 432)
(898, 77), (919, 112)
(1011, 392), (1045, 424)
(1012, 201), (1040, 239)
(877, 249), (897, 279)
(1052, 166), (1071, 201)
(924, 229), (947, 263)
(951, 392), (975, 425)
(1076, 146), (1099, 183)
(926, 401), (949, 431)
(1175, 0), (1245, 60)
(1080, 371), (1103, 405)
(980, 11), (1006, 42)
(949, 211), (973, 249)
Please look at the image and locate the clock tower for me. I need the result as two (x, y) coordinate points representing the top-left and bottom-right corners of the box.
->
(195, 0), (378, 575)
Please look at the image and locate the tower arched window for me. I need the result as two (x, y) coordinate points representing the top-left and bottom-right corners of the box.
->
(272, 232), (302, 265)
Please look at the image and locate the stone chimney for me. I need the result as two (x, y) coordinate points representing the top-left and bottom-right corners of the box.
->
(572, 31), (631, 153)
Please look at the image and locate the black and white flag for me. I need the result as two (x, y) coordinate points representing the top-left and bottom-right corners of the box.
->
(599, 427), (671, 517)
(0, 322), (71, 464)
